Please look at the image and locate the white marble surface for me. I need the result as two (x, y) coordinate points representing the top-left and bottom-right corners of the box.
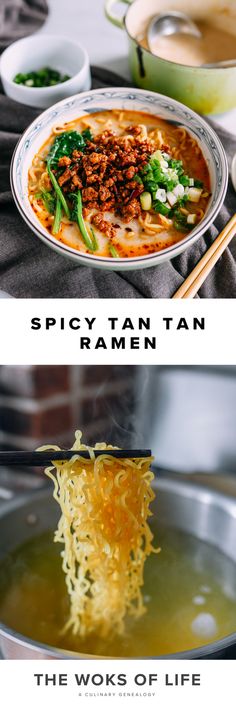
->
(40, 0), (236, 136)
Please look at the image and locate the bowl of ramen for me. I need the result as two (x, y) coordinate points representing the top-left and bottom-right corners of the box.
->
(11, 87), (227, 271)
(0, 436), (236, 659)
(105, 0), (236, 114)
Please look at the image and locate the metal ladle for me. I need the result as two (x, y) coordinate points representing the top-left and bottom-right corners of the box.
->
(147, 12), (236, 68)
(147, 10), (202, 53)
(204, 59), (236, 68)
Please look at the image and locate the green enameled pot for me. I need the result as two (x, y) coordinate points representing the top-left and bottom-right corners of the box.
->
(105, 0), (236, 114)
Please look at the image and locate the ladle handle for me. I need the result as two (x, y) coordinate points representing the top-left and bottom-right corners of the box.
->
(203, 60), (236, 68)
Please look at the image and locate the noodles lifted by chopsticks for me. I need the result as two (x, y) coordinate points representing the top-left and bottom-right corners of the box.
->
(40, 431), (159, 639)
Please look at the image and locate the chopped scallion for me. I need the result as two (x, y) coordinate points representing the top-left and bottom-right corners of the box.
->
(14, 67), (70, 88)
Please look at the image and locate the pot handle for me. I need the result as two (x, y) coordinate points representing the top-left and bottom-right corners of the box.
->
(104, 0), (132, 29)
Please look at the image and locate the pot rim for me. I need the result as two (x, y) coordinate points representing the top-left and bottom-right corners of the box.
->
(1, 479), (236, 659)
(1, 619), (236, 660)
(123, 0), (236, 71)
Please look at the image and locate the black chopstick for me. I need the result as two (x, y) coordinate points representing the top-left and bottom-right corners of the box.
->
(0, 449), (152, 467)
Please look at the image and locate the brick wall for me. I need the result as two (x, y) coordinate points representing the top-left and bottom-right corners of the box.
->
(0, 366), (138, 463)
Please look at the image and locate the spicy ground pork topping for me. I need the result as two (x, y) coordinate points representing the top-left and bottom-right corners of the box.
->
(56, 127), (155, 223)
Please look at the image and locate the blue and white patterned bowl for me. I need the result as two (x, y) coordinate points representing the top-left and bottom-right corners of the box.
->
(11, 87), (228, 271)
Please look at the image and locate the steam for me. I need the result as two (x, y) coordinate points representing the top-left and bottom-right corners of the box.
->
(83, 366), (152, 449)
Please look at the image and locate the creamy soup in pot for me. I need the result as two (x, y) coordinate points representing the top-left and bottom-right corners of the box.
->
(139, 20), (236, 66)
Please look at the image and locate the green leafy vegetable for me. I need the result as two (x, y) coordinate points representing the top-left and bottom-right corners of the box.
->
(35, 189), (55, 214)
(70, 191), (95, 251)
(52, 197), (62, 235)
(90, 226), (98, 251)
(47, 131), (89, 169)
(47, 164), (70, 219)
(46, 129), (94, 220)
(109, 244), (120, 258)
(81, 128), (93, 142)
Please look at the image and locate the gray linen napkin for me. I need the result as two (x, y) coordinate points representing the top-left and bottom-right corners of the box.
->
(0, 0), (47, 52)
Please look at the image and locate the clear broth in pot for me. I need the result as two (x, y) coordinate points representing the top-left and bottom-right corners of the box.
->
(0, 524), (235, 657)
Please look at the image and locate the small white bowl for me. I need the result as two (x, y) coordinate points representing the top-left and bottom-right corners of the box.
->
(11, 87), (228, 271)
(0, 34), (91, 108)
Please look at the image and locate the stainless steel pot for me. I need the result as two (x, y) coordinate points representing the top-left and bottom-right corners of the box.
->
(0, 477), (236, 659)
(105, 0), (236, 113)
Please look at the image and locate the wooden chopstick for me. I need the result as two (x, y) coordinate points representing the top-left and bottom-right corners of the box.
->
(173, 214), (236, 299)
(0, 449), (152, 467)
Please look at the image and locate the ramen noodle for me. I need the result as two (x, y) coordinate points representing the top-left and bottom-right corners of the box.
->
(40, 431), (158, 639)
(28, 110), (210, 259)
